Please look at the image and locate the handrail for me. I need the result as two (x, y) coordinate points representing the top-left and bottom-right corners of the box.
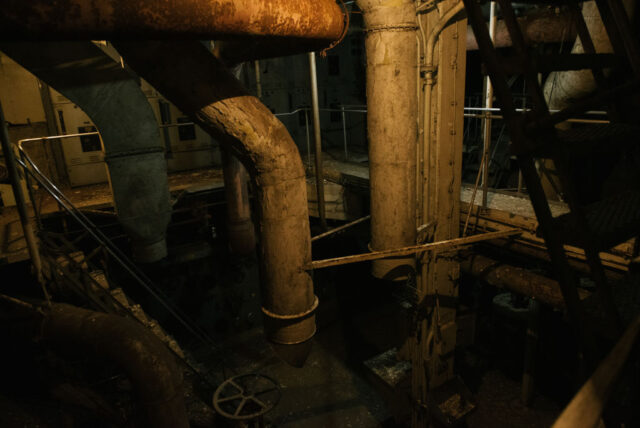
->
(552, 314), (640, 428)
(15, 142), (219, 352)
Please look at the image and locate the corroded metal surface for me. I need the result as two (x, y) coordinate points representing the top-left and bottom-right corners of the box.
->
(114, 40), (317, 366)
(358, 0), (418, 281)
(0, 0), (345, 42)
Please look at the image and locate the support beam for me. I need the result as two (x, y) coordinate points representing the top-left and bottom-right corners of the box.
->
(307, 230), (519, 270)
(0, 101), (43, 284)
(552, 314), (640, 428)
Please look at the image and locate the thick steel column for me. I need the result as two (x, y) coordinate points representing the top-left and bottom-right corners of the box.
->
(221, 148), (256, 256)
(0, 0), (345, 42)
(1, 42), (172, 263)
(358, 0), (418, 281)
(115, 41), (317, 367)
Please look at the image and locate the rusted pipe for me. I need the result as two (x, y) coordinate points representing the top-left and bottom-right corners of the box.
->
(460, 253), (590, 309)
(357, 0), (418, 281)
(221, 147), (256, 256)
(543, 1), (635, 112)
(114, 41), (317, 367)
(466, 10), (576, 51)
(0, 0), (345, 42)
(0, 298), (188, 428)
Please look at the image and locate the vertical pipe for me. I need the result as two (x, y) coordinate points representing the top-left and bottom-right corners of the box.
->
(254, 60), (262, 98)
(341, 105), (348, 160)
(221, 148), (256, 256)
(0, 101), (43, 283)
(221, 65), (256, 257)
(358, 0), (418, 281)
(305, 110), (312, 167)
(522, 299), (540, 405)
(308, 52), (327, 229)
(481, 1), (496, 207)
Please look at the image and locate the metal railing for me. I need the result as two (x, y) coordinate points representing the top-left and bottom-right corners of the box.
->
(275, 105), (367, 164)
(14, 138), (226, 370)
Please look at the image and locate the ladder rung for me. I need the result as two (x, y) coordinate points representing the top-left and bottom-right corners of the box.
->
(546, 190), (640, 251)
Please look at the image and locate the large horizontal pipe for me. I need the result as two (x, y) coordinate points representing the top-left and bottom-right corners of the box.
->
(0, 297), (188, 428)
(460, 253), (590, 309)
(0, 0), (345, 42)
(466, 9), (575, 51)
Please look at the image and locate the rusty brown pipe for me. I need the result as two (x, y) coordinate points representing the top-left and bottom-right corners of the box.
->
(221, 147), (256, 256)
(0, 0), (345, 42)
(0, 298), (188, 428)
(466, 10), (576, 51)
(460, 252), (590, 309)
(113, 41), (317, 367)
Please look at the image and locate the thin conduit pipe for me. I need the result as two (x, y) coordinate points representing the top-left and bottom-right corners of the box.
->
(421, 2), (465, 224)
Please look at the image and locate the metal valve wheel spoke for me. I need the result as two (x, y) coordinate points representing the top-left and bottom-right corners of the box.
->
(213, 374), (281, 421)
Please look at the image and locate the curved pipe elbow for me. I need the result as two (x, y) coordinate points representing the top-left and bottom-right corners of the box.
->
(114, 41), (317, 365)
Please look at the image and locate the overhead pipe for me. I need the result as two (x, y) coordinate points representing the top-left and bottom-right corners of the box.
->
(0, 296), (188, 428)
(0, 0), (345, 42)
(357, 0), (418, 281)
(0, 42), (172, 263)
(466, 9), (576, 51)
(114, 41), (317, 367)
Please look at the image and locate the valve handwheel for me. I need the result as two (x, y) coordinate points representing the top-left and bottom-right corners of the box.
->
(212, 374), (281, 421)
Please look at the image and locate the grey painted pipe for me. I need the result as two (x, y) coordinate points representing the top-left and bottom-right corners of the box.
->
(0, 42), (172, 263)
(114, 41), (317, 367)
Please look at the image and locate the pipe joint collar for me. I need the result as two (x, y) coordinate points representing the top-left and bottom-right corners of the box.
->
(262, 296), (318, 345)
(104, 146), (164, 162)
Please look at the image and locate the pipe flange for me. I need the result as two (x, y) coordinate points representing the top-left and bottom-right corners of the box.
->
(262, 296), (319, 345)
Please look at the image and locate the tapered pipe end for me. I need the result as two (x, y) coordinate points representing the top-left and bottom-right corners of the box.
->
(132, 238), (168, 263)
(270, 339), (314, 368)
(262, 296), (318, 367)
